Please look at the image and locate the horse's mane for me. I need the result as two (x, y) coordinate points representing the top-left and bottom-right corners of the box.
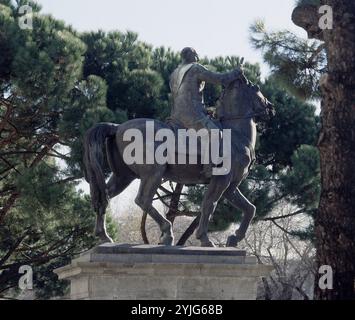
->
(216, 74), (256, 117)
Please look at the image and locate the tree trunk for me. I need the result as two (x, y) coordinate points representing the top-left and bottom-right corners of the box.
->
(293, 0), (355, 299)
(315, 0), (355, 300)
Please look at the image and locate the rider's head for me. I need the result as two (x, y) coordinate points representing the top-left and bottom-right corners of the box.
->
(181, 47), (199, 64)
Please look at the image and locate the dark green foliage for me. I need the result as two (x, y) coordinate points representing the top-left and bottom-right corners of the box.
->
(151, 47), (180, 120)
(258, 79), (319, 169)
(250, 20), (326, 100)
(80, 31), (165, 120)
(279, 145), (320, 209)
(0, 2), (117, 299)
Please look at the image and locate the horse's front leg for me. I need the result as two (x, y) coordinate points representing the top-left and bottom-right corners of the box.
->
(224, 187), (256, 247)
(196, 177), (231, 247)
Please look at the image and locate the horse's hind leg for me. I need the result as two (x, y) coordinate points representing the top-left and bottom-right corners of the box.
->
(224, 187), (256, 247)
(135, 172), (174, 246)
(95, 174), (134, 243)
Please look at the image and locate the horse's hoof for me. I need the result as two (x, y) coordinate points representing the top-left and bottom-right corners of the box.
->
(226, 235), (238, 247)
(97, 234), (114, 244)
(201, 240), (216, 248)
(159, 234), (174, 246)
(227, 232), (245, 247)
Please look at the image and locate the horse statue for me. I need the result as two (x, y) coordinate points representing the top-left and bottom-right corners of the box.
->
(83, 70), (275, 247)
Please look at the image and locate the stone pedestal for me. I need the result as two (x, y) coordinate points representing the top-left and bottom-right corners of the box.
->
(54, 244), (272, 300)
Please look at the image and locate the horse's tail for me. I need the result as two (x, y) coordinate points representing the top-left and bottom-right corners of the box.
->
(83, 123), (119, 214)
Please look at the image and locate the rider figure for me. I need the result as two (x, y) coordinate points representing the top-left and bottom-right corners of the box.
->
(169, 47), (241, 177)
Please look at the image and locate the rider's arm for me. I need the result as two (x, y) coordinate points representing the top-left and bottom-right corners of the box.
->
(195, 64), (241, 86)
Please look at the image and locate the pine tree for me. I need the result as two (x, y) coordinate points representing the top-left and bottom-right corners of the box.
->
(0, 1), (118, 298)
(250, 0), (355, 299)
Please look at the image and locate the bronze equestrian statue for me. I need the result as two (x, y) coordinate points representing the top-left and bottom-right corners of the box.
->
(83, 48), (275, 247)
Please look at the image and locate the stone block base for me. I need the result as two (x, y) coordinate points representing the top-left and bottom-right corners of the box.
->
(54, 244), (272, 300)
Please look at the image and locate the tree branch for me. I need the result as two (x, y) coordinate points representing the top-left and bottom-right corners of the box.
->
(261, 208), (307, 221)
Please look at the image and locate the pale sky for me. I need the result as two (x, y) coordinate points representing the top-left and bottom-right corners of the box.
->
(35, 0), (307, 217)
(36, 0), (307, 77)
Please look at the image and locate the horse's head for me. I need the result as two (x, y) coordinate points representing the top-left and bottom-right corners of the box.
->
(218, 71), (275, 122)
